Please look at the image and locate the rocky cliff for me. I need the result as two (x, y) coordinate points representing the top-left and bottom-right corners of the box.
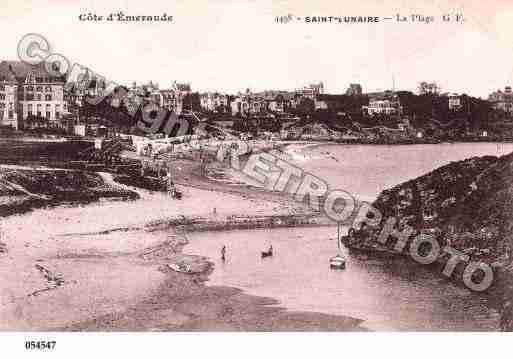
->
(345, 152), (513, 330)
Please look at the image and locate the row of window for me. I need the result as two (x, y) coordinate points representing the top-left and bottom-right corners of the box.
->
(26, 104), (61, 110)
(35, 77), (52, 83)
(0, 94), (55, 101)
(24, 86), (53, 92)
(25, 94), (53, 101)
(0, 85), (56, 92)
(1, 103), (64, 119)
(0, 105), (14, 119)
(0, 102), (66, 109)
(0, 111), (61, 120)
(26, 111), (61, 119)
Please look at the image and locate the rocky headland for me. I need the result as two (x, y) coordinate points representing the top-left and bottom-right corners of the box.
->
(344, 152), (513, 330)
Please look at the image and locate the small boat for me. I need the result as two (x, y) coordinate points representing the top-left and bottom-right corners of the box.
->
(330, 222), (346, 270)
(261, 245), (273, 258)
(261, 250), (273, 258)
(330, 254), (346, 269)
(167, 262), (192, 273)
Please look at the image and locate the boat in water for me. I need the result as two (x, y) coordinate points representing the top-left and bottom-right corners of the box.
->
(167, 262), (192, 273)
(330, 254), (346, 269)
(261, 245), (273, 258)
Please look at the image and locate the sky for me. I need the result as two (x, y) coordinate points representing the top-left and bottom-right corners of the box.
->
(1, 0), (513, 97)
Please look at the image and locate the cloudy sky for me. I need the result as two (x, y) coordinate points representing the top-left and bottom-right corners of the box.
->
(1, 0), (512, 97)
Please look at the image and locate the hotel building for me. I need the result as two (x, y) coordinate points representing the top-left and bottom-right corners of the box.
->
(0, 61), (67, 130)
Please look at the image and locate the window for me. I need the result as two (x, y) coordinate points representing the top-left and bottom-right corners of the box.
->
(0, 85), (4, 91)
(45, 86), (52, 92)
(45, 94), (52, 101)
(8, 111), (13, 119)
(37, 104), (42, 117)
(0, 94), (4, 100)
(36, 86), (43, 92)
(36, 77), (43, 83)
(37, 94), (42, 101)
(26, 94), (34, 101)
(55, 105), (61, 119)
(26, 86), (34, 92)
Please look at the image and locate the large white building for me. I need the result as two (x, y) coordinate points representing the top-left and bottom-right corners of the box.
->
(149, 81), (192, 114)
(0, 61), (67, 130)
(448, 93), (462, 110)
(296, 82), (324, 99)
(489, 86), (513, 114)
(200, 92), (229, 112)
(363, 94), (402, 116)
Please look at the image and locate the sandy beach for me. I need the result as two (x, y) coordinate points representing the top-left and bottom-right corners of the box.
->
(0, 153), (363, 331)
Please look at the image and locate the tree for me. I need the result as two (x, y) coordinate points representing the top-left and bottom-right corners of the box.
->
(295, 98), (315, 115)
(183, 92), (201, 112)
(418, 82), (440, 96)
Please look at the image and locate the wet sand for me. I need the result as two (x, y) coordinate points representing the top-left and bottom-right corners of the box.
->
(64, 252), (365, 331)
(0, 152), (362, 331)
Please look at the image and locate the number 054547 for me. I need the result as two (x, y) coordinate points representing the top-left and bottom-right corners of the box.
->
(25, 341), (56, 350)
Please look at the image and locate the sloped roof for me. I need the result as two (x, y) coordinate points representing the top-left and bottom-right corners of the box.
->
(174, 82), (191, 91)
(0, 60), (65, 83)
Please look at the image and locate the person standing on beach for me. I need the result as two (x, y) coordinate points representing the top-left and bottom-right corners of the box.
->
(221, 245), (226, 261)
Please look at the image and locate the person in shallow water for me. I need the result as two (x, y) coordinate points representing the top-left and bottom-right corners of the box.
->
(221, 245), (226, 261)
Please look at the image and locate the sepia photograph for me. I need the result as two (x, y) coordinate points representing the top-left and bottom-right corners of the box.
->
(0, 0), (512, 357)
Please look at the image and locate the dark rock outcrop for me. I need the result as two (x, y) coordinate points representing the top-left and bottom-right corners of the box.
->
(0, 168), (139, 217)
(345, 153), (513, 330)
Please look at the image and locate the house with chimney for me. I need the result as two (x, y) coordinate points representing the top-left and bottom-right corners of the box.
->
(363, 91), (402, 116)
(295, 82), (324, 99)
(489, 86), (513, 114)
(0, 61), (68, 130)
(346, 83), (363, 96)
(147, 81), (192, 114)
(447, 93), (462, 111)
(200, 92), (229, 112)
